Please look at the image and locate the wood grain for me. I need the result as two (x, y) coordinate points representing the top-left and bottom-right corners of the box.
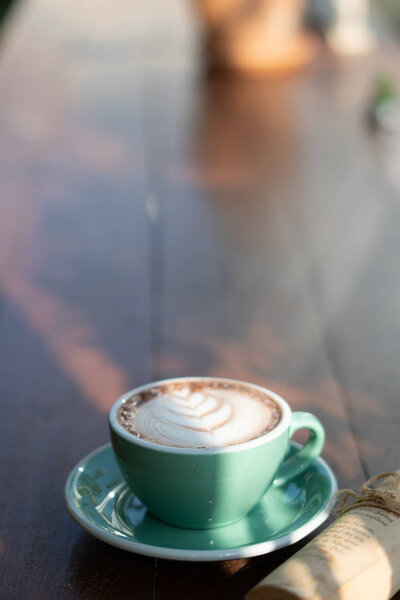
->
(0, 1), (155, 598)
(0, 0), (399, 599)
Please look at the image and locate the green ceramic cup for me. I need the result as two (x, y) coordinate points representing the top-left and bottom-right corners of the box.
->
(109, 377), (325, 529)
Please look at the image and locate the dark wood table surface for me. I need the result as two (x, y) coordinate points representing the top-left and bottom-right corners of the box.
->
(1, 1), (400, 598)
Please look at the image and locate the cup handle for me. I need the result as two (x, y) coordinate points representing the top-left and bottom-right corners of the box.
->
(273, 411), (325, 487)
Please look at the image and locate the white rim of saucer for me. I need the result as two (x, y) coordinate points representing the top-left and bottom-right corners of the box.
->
(64, 443), (338, 562)
(109, 376), (292, 454)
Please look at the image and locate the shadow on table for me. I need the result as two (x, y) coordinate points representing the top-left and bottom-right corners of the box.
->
(68, 534), (154, 600)
(154, 524), (334, 600)
(68, 530), (315, 600)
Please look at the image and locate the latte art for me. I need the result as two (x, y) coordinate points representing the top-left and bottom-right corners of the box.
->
(117, 381), (281, 448)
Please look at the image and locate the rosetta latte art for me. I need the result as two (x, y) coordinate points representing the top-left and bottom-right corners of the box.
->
(120, 384), (280, 448)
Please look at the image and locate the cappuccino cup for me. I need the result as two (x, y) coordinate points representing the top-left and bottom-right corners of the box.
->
(109, 377), (325, 529)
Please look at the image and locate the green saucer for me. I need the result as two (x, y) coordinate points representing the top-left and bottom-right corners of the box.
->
(65, 443), (337, 561)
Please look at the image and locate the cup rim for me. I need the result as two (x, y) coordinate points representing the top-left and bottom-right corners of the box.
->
(109, 376), (292, 454)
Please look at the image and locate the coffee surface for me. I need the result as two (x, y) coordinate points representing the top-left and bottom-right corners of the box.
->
(117, 380), (281, 448)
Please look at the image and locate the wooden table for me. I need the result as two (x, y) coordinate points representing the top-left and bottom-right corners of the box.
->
(1, 0), (400, 598)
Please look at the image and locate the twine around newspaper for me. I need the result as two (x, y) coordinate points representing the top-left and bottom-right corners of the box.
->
(334, 471), (400, 517)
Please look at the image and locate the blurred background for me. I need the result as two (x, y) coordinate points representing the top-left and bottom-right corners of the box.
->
(3, 2), (400, 598)
(1, 0), (400, 477)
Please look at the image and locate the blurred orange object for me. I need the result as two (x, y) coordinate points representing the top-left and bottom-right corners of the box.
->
(194, 0), (319, 76)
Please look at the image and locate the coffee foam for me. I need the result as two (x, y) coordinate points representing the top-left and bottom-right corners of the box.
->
(117, 381), (281, 448)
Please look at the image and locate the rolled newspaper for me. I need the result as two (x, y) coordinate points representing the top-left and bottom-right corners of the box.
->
(246, 471), (400, 600)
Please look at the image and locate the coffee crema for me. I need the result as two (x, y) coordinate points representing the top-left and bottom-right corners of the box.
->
(116, 380), (281, 448)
